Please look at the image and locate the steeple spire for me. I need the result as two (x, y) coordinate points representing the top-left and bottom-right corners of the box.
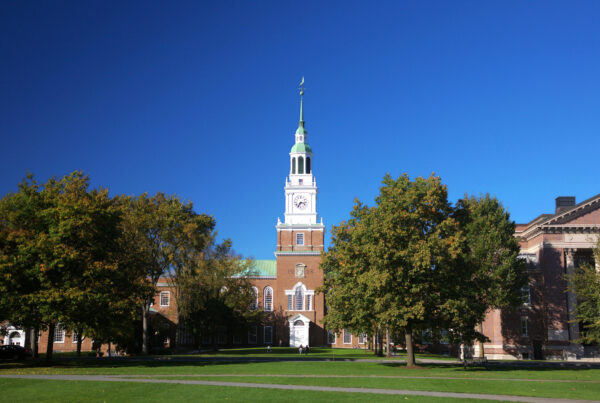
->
(296, 77), (306, 135)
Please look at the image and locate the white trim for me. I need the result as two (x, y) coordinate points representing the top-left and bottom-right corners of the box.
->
(160, 291), (170, 307)
(264, 286), (273, 312)
(54, 324), (65, 344)
(343, 329), (352, 344)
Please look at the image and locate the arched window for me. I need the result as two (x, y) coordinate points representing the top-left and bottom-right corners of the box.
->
(264, 286), (273, 312)
(293, 320), (305, 327)
(250, 287), (258, 311)
(298, 156), (304, 174)
(291, 157), (296, 174)
(306, 157), (311, 174)
(294, 286), (304, 311)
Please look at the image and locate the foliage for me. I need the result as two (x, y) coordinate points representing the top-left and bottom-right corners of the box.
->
(445, 194), (527, 345)
(119, 192), (215, 353)
(569, 238), (600, 344)
(0, 172), (150, 359)
(174, 238), (260, 349)
(320, 174), (464, 366)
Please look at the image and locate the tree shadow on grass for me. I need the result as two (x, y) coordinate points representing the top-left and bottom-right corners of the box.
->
(379, 362), (600, 373)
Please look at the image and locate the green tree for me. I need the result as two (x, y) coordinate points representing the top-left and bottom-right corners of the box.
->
(175, 238), (259, 350)
(568, 238), (600, 344)
(451, 195), (528, 358)
(0, 172), (149, 360)
(121, 193), (215, 354)
(321, 174), (463, 367)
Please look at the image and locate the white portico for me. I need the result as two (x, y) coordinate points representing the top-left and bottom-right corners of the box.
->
(288, 313), (311, 347)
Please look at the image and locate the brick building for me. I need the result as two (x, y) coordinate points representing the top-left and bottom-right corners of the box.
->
(3, 87), (599, 359)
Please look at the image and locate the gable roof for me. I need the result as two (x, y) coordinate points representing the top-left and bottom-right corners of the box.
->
(517, 193), (600, 240)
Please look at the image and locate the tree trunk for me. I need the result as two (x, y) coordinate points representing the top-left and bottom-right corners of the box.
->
(108, 341), (112, 357)
(142, 304), (149, 354)
(32, 327), (39, 359)
(76, 330), (82, 357)
(478, 322), (485, 359)
(46, 324), (55, 362)
(405, 324), (415, 367)
(28, 328), (37, 358)
(386, 324), (391, 358)
(373, 326), (378, 356)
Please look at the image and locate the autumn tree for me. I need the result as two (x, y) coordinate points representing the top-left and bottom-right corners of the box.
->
(121, 193), (215, 354)
(450, 195), (528, 358)
(0, 172), (149, 360)
(321, 174), (463, 367)
(175, 238), (259, 350)
(568, 237), (600, 344)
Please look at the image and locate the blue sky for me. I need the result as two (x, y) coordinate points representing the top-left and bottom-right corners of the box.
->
(1, 1), (600, 259)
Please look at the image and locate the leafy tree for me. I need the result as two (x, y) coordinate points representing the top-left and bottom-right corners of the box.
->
(175, 238), (259, 350)
(0, 172), (149, 360)
(451, 195), (528, 358)
(568, 238), (600, 344)
(321, 174), (463, 367)
(121, 193), (215, 354)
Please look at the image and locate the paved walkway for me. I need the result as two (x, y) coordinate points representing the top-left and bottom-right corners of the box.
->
(130, 373), (600, 384)
(1, 374), (597, 403)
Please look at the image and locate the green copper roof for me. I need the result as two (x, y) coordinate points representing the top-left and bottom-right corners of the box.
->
(236, 260), (277, 278)
(291, 143), (312, 153)
(295, 125), (307, 135)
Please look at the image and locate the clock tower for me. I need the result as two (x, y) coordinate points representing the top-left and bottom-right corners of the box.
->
(274, 80), (326, 347)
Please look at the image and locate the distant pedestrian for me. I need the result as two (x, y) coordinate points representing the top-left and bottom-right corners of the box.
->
(299, 345), (303, 355)
(305, 345), (309, 355)
(267, 345), (271, 353)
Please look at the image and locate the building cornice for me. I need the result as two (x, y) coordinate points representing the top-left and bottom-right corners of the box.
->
(274, 251), (322, 257)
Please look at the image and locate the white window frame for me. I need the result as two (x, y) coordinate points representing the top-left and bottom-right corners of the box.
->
(296, 233), (304, 245)
(54, 324), (65, 343)
(521, 316), (528, 336)
(264, 326), (273, 345)
(521, 285), (531, 305)
(306, 294), (312, 311)
(358, 333), (367, 344)
(248, 326), (257, 344)
(327, 329), (336, 344)
(343, 329), (351, 344)
(264, 286), (273, 312)
(250, 287), (259, 311)
(160, 291), (170, 307)
(287, 294), (293, 310)
(294, 286), (304, 311)
(72, 331), (84, 343)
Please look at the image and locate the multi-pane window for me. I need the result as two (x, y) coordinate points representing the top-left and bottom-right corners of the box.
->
(250, 287), (258, 310)
(343, 329), (351, 344)
(358, 333), (367, 344)
(296, 233), (304, 245)
(521, 285), (531, 305)
(287, 295), (293, 310)
(264, 287), (273, 311)
(160, 291), (170, 307)
(295, 287), (304, 311)
(72, 331), (83, 343)
(54, 324), (65, 343)
(264, 326), (273, 345)
(306, 294), (312, 311)
(521, 317), (528, 336)
(233, 334), (242, 344)
(327, 330), (336, 344)
(248, 326), (257, 344)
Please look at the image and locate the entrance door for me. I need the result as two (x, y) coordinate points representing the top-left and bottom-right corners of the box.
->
(291, 320), (308, 347)
(533, 340), (543, 360)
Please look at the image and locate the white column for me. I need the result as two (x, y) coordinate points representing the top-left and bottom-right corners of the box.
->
(565, 249), (580, 343)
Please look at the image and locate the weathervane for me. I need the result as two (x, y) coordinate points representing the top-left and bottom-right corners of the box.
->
(299, 76), (305, 96)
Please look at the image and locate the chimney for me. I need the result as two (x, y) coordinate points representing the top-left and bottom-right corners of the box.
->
(555, 196), (576, 214)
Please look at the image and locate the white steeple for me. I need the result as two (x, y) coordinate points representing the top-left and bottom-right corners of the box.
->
(282, 78), (318, 225)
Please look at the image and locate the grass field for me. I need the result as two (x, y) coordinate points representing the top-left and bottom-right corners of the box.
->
(1, 348), (599, 402)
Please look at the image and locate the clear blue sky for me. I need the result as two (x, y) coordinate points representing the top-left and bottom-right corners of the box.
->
(2, 1), (599, 259)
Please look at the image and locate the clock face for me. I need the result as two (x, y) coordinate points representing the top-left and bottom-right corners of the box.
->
(294, 194), (308, 210)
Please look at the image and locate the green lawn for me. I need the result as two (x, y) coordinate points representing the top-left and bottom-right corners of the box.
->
(175, 346), (456, 360)
(0, 378), (491, 402)
(2, 352), (600, 402)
